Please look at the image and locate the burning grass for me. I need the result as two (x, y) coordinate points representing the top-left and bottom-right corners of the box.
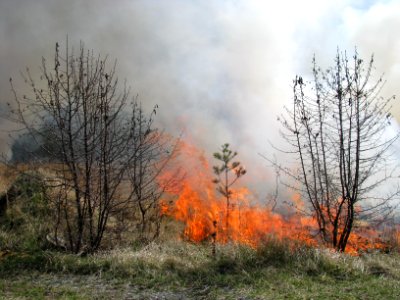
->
(0, 144), (397, 258)
(160, 143), (394, 255)
(162, 182), (318, 248)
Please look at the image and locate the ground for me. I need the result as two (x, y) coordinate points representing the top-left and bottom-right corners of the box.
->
(0, 241), (399, 299)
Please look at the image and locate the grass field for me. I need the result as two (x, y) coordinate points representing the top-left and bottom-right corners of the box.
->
(0, 240), (399, 299)
(1, 166), (399, 299)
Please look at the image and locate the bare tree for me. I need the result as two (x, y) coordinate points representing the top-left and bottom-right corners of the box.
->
(126, 107), (181, 242)
(8, 40), (169, 253)
(213, 143), (246, 237)
(274, 50), (399, 252)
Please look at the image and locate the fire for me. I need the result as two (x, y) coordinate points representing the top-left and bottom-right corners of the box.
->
(160, 141), (392, 254)
(160, 142), (317, 248)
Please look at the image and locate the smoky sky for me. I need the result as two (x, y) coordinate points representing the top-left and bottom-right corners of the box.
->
(1, 0), (400, 198)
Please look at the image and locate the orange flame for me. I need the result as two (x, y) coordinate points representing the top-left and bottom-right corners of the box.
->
(160, 141), (392, 254)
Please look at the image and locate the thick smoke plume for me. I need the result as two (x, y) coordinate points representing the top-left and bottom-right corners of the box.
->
(1, 0), (400, 199)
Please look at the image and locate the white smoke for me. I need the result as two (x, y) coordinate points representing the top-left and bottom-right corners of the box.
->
(0, 0), (399, 200)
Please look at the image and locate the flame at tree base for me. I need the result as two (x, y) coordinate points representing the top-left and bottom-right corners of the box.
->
(160, 142), (393, 255)
(162, 182), (319, 248)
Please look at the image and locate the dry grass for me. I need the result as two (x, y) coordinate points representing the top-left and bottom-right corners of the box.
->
(1, 163), (400, 298)
(1, 240), (400, 299)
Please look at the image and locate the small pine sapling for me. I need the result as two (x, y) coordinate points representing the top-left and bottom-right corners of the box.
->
(212, 143), (246, 239)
